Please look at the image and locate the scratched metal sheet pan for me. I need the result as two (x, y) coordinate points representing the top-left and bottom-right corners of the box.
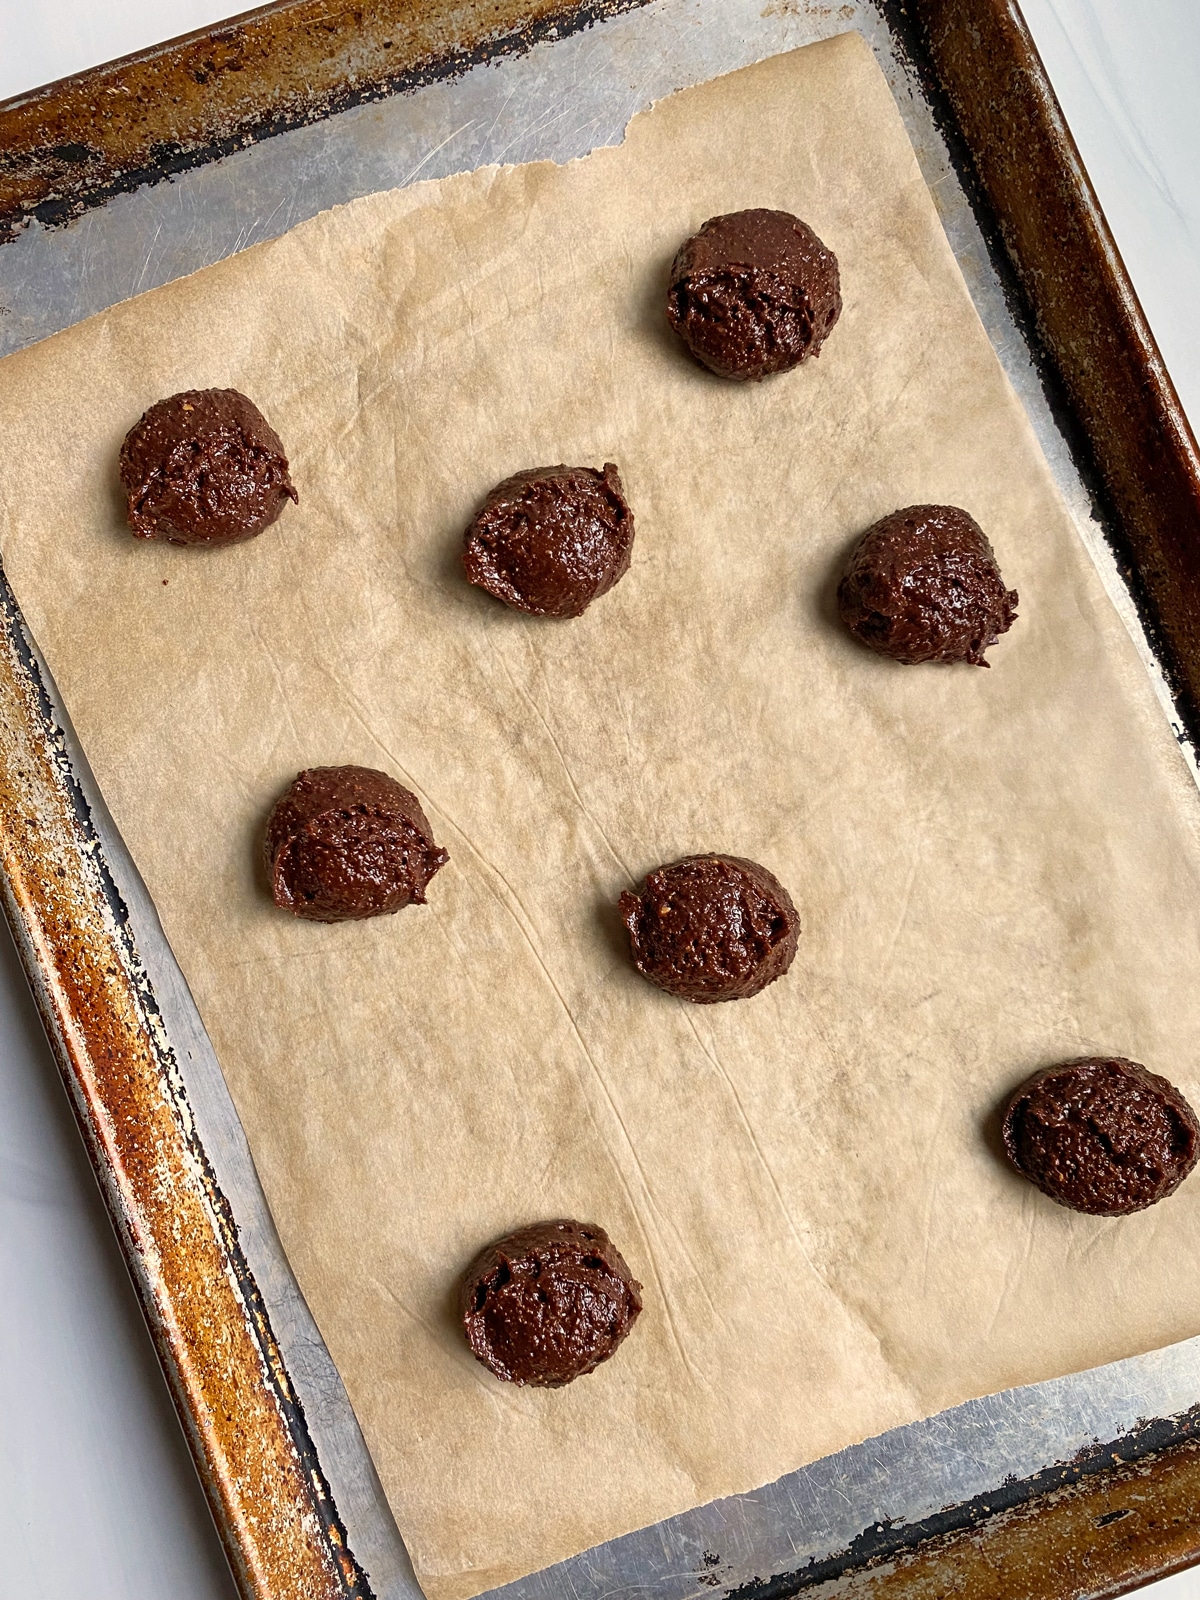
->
(4, 2), (1200, 1597)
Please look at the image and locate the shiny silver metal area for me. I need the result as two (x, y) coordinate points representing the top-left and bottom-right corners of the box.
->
(3, 3), (1199, 1599)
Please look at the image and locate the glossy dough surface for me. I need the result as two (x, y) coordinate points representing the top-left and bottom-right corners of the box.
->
(619, 854), (799, 1002)
(119, 387), (297, 546)
(462, 463), (634, 617)
(837, 504), (1018, 665)
(265, 766), (448, 922)
(667, 208), (842, 380)
(460, 1220), (643, 1386)
(1003, 1058), (1200, 1216)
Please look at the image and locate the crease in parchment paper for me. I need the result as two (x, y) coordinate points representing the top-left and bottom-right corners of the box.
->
(3, 31), (1200, 1600)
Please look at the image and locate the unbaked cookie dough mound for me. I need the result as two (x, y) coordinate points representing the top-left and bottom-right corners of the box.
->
(462, 463), (634, 618)
(666, 208), (842, 381)
(264, 765), (448, 923)
(1002, 1057), (1200, 1216)
(460, 1220), (643, 1387)
(119, 388), (297, 546)
(619, 853), (800, 1003)
(837, 504), (1018, 665)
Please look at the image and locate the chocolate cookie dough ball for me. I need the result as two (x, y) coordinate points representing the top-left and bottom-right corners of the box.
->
(666, 208), (842, 381)
(837, 504), (1018, 666)
(119, 388), (298, 546)
(1002, 1057), (1200, 1216)
(620, 854), (799, 1004)
(265, 766), (448, 923)
(462, 463), (634, 618)
(460, 1219), (643, 1387)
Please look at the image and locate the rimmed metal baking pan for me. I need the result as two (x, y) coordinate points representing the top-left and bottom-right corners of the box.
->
(3, 2), (1200, 1596)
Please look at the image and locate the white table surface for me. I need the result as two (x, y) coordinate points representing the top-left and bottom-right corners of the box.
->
(1, 3), (1198, 1596)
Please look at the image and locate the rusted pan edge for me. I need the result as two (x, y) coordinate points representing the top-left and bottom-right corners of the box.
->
(906, 0), (1200, 742)
(0, 0), (650, 242)
(801, 1434), (1200, 1600)
(0, 564), (370, 1600)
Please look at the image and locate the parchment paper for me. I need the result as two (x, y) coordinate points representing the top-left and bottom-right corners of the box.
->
(3, 32), (1200, 1599)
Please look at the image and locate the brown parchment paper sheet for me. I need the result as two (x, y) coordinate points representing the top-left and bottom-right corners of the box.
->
(4, 31), (1200, 1599)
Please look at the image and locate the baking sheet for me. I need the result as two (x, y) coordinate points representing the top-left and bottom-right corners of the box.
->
(3, 29), (1200, 1600)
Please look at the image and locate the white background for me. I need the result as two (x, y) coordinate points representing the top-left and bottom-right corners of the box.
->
(0, 2), (1198, 1596)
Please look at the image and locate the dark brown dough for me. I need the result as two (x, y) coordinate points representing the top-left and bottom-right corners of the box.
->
(119, 388), (298, 547)
(265, 766), (448, 923)
(462, 463), (634, 618)
(837, 504), (1018, 666)
(666, 208), (842, 381)
(1002, 1057), (1200, 1216)
(460, 1219), (643, 1387)
(619, 854), (799, 1004)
